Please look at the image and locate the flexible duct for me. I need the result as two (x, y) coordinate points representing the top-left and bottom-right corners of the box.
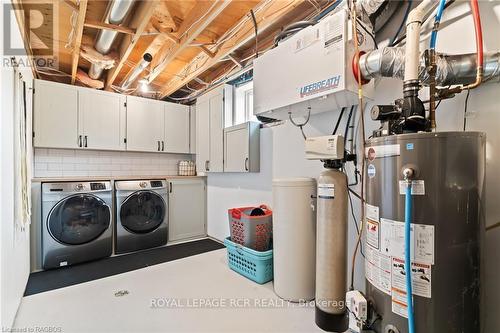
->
(88, 0), (135, 80)
(359, 47), (500, 86)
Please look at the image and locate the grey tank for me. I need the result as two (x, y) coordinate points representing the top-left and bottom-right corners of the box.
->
(364, 131), (485, 333)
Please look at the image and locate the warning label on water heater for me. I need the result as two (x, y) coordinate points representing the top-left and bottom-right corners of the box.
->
(391, 258), (432, 318)
(380, 218), (435, 264)
(391, 258), (432, 298)
(365, 246), (391, 295)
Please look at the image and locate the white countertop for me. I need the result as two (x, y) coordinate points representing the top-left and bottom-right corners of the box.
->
(32, 175), (206, 182)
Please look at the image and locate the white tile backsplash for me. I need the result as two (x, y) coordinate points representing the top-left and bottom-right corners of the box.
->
(34, 148), (193, 178)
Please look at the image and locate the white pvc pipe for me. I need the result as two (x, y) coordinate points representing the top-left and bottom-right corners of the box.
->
(404, 0), (437, 82)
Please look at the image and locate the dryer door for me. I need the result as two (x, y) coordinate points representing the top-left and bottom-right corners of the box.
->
(47, 194), (111, 245)
(120, 190), (166, 234)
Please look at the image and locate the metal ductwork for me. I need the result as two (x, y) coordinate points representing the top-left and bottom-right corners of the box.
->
(88, 0), (136, 80)
(121, 53), (153, 89)
(359, 47), (500, 86)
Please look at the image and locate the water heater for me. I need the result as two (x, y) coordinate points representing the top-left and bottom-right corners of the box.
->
(253, 9), (374, 120)
(364, 132), (485, 333)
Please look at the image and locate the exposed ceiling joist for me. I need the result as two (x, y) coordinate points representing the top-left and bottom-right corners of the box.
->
(83, 20), (136, 35)
(62, 0), (78, 12)
(198, 45), (215, 58)
(159, 0), (306, 98)
(70, 0), (88, 84)
(147, 0), (233, 83)
(105, 0), (159, 90)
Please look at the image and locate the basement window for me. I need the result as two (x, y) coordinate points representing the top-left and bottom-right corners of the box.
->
(233, 81), (256, 126)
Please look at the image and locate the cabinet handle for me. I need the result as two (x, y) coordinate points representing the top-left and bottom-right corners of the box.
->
(245, 157), (249, 171)
(157, 141), (160, 151)
(84, 135), (88, 148)
(78, 135), (82, 147)
(169, 182), (173, 193)
(162, 141), (165, 151)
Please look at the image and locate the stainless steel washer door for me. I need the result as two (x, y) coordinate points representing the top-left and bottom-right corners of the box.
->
(120, 190), (166, 234)
(47, 194), (111, 245)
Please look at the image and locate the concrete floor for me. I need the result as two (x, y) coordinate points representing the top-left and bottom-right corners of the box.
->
(14, 249), (322, 332)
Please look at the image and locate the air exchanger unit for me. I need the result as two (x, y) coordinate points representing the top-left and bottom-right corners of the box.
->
(253, 9), (374, 120)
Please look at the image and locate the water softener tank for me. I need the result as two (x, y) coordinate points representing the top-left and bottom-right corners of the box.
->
(315, 169), (348, 331)
(272, 178), (316, 301)
(364, 132), (485, 333)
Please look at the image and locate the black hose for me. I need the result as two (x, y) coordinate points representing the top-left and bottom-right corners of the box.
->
(344, 106), (355, 139)
(274, 20), (317, 46)
(250, 9), (258, 58)
(332, 107), (346, 135)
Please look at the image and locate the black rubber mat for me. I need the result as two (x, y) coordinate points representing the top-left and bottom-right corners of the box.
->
(24, 238), (224, 296)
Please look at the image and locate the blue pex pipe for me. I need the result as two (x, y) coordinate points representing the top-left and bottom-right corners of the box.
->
(430, 0), (447, 49)
(405, 182), (415, 333)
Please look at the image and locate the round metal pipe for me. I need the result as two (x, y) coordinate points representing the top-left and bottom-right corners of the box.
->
(88, 0), (135, 80)
(121, 53), (153, 89)
(359, 47), (500, 86)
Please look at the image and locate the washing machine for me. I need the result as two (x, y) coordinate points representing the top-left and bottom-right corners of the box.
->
(41, 181), (113, 269)
(115, 180), (169, 254)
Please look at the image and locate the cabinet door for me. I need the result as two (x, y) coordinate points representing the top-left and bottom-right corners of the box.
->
(164, 103), (190, 153)
(209, 91), (224, 172)
(126, 96), (164, 152)
(196, 99), (210, 173)
(224, 126), (249, 172)
(168, 179), (206, 242)
(189, 105), (196, 154)
(79, 89), (126, 151)
(33, 80), (79, 149)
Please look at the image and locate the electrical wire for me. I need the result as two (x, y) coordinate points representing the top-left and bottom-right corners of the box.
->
(347, 187), (364, 258)
(250, 9), (259, 58)
(390, 0), (412, 47)
(288, 109), (311, 140)
(349, 1), (367, 291)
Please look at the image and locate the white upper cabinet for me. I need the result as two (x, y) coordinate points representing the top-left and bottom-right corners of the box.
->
(34, 80), (79, 149)
(189, 105), (196, 154)
(196, 98), (210, 173)
(79, 89), (126, 151)
(33, 79), (192, 154)
(126, 96), (164, 152)
(195, 85), (231, 173)
(164, 103), (190, 153)
(224, 122), (260, 173)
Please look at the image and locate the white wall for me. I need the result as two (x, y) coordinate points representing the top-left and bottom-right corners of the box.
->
(0, 2), (33, 328)
(33, 148), (191, 178)
(206, 1), (500, 330)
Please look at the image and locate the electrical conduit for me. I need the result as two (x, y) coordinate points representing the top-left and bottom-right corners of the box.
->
(404, 170), (415, 333)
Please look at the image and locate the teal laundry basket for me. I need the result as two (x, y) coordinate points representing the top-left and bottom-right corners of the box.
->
(224, 237), (273, 284)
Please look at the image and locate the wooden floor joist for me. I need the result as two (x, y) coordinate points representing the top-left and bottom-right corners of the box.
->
(158, 0), (306, 98)
(70, 0), (88, 84)
(83, 20), (136, 35)
(146, 0), (233, 84)
(105, 0), (159, 90)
